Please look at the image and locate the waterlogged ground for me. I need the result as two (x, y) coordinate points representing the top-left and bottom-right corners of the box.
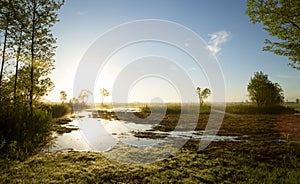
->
(1, 109), (300, 183)
(47, 110), (238, 154)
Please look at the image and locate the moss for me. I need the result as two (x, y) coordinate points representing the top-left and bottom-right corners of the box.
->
(0, 141), (299, 183)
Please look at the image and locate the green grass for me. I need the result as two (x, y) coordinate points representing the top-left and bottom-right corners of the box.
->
(284, 102), (300, 110)
(139, 103), (211, 114)
(50, 103), (72, 118)
(225, 103), (296, 114)
(0, 141), (299, 183)
(1, 111), (300, 183)
(138, 102), (297, 115)
(1, 103), (299, 182)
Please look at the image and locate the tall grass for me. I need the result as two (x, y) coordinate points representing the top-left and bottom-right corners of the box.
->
(0, 101), (53, 160)
(0, 100), (71, 160)
(50, 103), (72, 118)
(139, 102), (297, 114)
(139, 103), (211, 114)
(225, 103), (296, 114)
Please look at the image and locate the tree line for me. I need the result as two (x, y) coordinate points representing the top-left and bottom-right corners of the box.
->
(0, 0), (64, 160)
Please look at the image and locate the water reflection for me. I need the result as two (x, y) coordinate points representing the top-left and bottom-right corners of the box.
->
(48, 109), (238, 153)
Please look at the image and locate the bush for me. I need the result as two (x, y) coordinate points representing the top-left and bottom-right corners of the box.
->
(0, 101), (54, 160)
(50, 103), (72, 118)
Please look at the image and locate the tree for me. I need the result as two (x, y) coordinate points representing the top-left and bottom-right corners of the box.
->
(247, 71), (284, 107)
(246, 0), (300, 70)
(100, 88), (109, 105)
(78, 89), (92, 104)
(0, 0), (64, 160)
(60, 91), (67, 104)
(196, 87), (211, 106)
(296, 99), (299, 103)
(9, 65), (54, 102)
(0, 0), (14, 87)
(11, 0), (28, 100)
(25, 0), (64, 114)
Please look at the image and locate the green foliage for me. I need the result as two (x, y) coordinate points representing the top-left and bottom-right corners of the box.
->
(0, 100), (53, 160)
(226, 103), (295, 114)
(284, 102), (300, 110)
(140, 104), (151, 113)
(246, 0), (300, 69)
(0, 0), (64, 160)
(50, 103), (72, 118)
(247, 71), (284, 107)
(59, 91), (67, 103)
(196, 87), (211, 105)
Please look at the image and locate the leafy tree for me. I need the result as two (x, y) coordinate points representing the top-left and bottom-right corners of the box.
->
(8, 65), (54, 102)
(0, 0), (14, 87)
(247, 71), (284, 107)
(25, 0), (64, 113)
(196, 87), (211, 106)
(296, 99), (299, 103)
(100, 88), (109, 105)
(246, 0), (300, 70)
(60, 91), (67, 104)
(0, 0), (64, 160)
(11, 0), (28, 100)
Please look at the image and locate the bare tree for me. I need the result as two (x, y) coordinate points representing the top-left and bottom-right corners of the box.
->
(78, 89), (92, 104)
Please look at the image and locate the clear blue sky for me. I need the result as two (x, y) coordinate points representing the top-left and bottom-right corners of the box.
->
(48, 0), (300, 103)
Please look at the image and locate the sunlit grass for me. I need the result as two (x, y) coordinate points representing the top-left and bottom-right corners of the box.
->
(0, 141), (299, 183)
(1, 104), (300, 182)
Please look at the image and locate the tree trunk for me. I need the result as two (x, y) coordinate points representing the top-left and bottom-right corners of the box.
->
(13, 31), (23, 100)
(0, 25), (8, 88)
(29, 0), (37, 115)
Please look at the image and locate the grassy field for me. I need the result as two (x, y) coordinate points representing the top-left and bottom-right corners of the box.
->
(0, 141), (299, 183)
(1, 103), (299, 183)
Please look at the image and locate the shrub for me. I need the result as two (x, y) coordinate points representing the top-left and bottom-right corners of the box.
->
(50, 103), (72, 118)
(0, 101), (54, 160)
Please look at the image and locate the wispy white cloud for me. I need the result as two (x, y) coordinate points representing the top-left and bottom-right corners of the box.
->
(207, 31), (230, 57)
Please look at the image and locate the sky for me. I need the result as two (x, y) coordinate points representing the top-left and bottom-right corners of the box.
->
(47, 0), (300, 103)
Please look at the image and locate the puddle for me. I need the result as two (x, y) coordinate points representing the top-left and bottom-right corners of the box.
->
(47, 110), (238, 153)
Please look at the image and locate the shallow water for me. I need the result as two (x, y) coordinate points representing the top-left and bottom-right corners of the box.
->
(47, 110), (238, 153)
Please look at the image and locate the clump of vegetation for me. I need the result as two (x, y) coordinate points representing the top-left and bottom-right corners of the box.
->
(0, 101), (54, 160)
(50, 103), (72, 118)
(225, 103), (296, 114)
(132, 131), (169, 139)
(55, 126), (79, 135)
(248, 71), (284, 107)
